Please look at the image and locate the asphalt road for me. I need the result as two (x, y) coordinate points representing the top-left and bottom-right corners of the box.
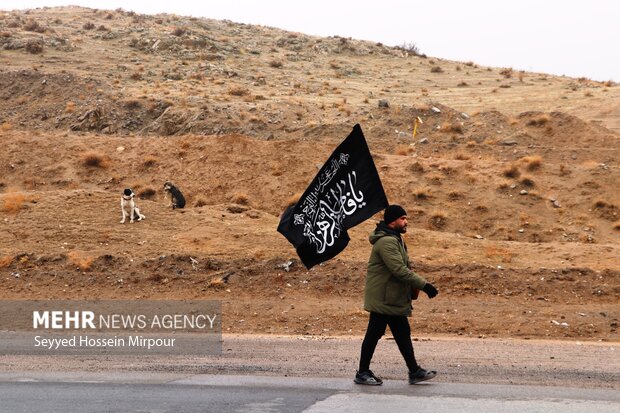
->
(1, 336), (618, 412)
(1, 373), (619, 413)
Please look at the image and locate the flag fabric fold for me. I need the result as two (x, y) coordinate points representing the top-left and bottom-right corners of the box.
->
(277, 124), (388, 269)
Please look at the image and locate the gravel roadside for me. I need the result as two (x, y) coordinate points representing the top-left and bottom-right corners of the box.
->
(0, 335), (617, 390)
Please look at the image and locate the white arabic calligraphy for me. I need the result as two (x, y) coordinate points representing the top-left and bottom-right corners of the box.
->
(298, 168), (366, 254)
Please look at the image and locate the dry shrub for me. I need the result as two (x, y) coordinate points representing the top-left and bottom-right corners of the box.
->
(80, 151), (110, 168)
(413, 187), (430, 200)
(499, 68), (513, 78)
(448, 190), (464, 200)
(0, 255), (13, 268)
(519, 175), (535, 187)
(593, 199), (618, 220)
(429, 211), (447, 229)
(231, 193), (249, 205)
(2, 192), (26, 214)
(464, 174), (477, 184)
(439, 165), (457, 176)
(427, 173), (443, 186)
(228, 86), (249, 96)
(137, 187), (156, 199)
(440, 122), (463, 134)
(502, 164), (520, 178)
(142, 155), (158, 168)
(25, 40), (43, 54)
(147, 273), (163, 283)
(270, 162), (283, 176)
(67, 251), (94, 271)
(189, 72), (204, 81)
(171, 27), (186, 36)
(23, 19), (45, 33)
(194, 197), (207, 207)
(398, 41), (421, 56)
(82, 22), (95, 30)
(519, 155), (543, 171)
(124, 99), (141, 110)
(430, 66), (443, 73)
(484, 245), (513, 263)
(526, 114), (550, 126)
(1, 122), (12, 131)
(65, 101), (76, 113)
(206, 276), (226, 289)
(395, 144), (413, 156)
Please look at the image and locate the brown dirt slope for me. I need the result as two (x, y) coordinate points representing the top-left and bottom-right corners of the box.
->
(0, 6), (618, 341)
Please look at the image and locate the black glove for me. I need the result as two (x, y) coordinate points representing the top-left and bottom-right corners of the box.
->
(423, 283), (438, 299)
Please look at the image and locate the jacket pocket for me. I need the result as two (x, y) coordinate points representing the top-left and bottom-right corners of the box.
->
(384, 279), (408, 307)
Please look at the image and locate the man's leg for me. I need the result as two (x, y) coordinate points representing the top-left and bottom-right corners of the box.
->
(358, 312), (388, 372)
(387, 315), (419, 372)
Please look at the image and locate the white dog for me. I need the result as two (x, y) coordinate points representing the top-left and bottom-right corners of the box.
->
(120, 188), (145, 223)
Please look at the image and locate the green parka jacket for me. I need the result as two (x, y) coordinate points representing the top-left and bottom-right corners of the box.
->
(363, 223), (428, 316)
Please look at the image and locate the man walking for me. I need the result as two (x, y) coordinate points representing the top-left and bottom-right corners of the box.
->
(355, 204), (439, 385)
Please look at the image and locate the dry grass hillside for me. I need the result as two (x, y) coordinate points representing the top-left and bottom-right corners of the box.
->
(0, 6), (619, 341)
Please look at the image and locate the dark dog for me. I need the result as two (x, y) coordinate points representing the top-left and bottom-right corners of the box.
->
(163, 182), (186, 209)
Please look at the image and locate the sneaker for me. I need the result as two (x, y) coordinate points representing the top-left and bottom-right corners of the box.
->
(354, 370), (383, 385)
(408, 367), (437, 384)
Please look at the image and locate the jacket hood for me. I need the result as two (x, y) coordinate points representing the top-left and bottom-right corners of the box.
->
(369, 221), (402, 244)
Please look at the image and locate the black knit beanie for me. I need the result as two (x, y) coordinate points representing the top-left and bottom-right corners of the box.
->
(384, 205), (407, 224)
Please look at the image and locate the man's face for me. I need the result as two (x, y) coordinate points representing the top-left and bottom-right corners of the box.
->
(388, 216), (408, 233)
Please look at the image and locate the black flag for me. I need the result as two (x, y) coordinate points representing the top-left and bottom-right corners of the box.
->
(277, 124), (388, 269)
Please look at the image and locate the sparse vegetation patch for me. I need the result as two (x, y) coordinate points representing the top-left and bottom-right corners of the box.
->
(2, 192), (26, 214)
(80, 151), (110, 168)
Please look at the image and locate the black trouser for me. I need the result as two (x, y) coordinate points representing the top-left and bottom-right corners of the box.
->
(358, 312), (418, 373)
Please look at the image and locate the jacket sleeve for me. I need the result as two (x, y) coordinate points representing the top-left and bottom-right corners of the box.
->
(376, 237), (427, 289)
